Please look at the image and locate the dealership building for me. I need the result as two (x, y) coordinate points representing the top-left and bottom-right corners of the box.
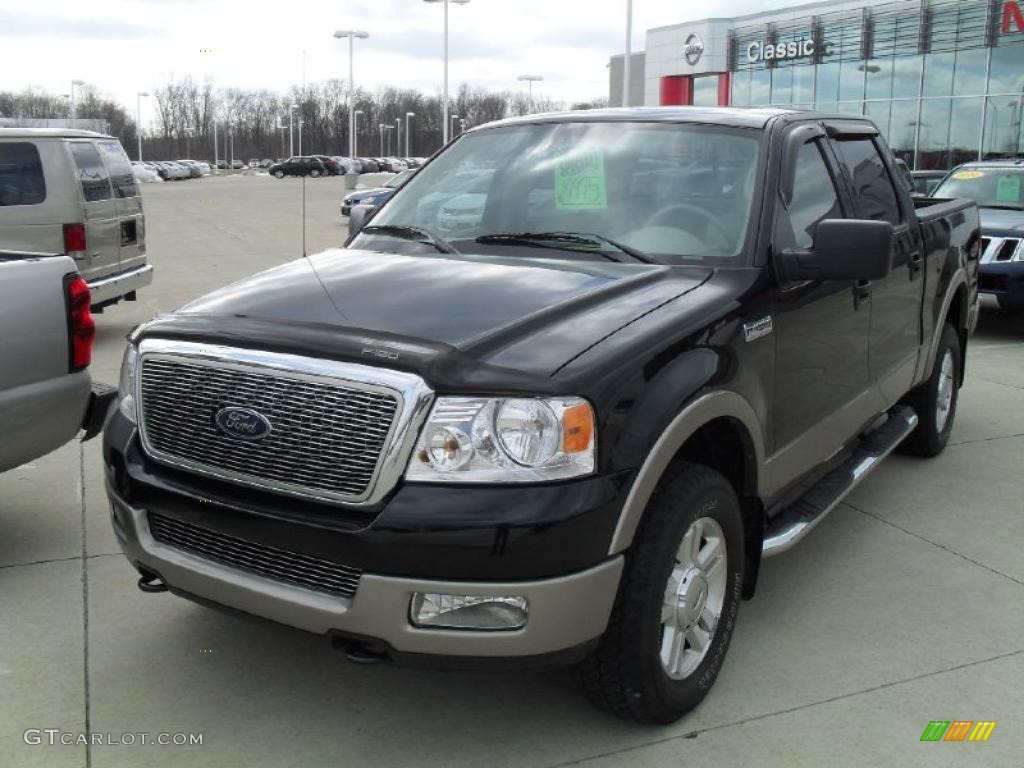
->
(609, 0), (1024, 169)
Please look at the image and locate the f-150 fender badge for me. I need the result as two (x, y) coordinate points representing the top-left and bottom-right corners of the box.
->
(743, 316), (773, 342)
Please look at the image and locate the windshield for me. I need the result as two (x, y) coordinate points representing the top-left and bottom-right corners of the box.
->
(933, 167), (1024, 210)
(352, 122), (763, 265)
(385, 169), (415, 189)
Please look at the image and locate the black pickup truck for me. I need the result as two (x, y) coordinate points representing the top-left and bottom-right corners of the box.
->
(104, 108), (980, 723)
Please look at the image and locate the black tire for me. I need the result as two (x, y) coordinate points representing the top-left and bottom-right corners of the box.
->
(273, 170), (284, 179)
(310, 169), (321, 178)
(574, 462), (745, 723)
(900, 322), (961, 457)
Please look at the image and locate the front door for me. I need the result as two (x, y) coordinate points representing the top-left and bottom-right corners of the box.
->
(769, 136), (875, 492)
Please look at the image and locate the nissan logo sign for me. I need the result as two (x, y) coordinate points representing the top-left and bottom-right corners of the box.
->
(683, 34), (704, 66)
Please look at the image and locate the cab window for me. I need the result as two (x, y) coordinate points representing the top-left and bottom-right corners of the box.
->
(0, 142), (46, 206)
(831, 137), (901, 225)
(782, 141), (843, 250)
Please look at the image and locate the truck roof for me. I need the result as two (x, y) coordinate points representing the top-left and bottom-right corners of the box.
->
(0, 127), (114, 140)
(477, 106), (869, 131)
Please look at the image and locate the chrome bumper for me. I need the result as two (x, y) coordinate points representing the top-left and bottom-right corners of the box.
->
(108, 490), (623, 657)
(88, 264), (154, 305)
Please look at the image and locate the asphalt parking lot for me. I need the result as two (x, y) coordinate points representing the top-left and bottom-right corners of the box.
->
(2, 173), (1023, 768)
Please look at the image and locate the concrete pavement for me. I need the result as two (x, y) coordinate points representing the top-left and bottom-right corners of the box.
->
(2, 174), (1022, 767)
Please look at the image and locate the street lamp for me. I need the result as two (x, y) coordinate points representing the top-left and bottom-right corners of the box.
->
(136, 92), (149, 161)
(70, 79), (85, 123)
(333, 29), (370, 158)
(623, 0), (633, 107)
(405, 111), (415, 156)
(354, 109), (364, 156)
(517, 74), (543, 113)
(395, 118), (402, 156)
(423, 0), (470, 145)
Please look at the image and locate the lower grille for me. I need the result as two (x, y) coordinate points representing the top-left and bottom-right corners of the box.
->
(148, 513), (361, 598)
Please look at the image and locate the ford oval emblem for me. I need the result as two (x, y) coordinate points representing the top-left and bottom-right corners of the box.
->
(215, 406), (272, 441)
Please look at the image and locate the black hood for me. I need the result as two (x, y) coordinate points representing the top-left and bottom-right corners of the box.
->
(142, 248), (711, 386)
(979, 207), (1024, 235)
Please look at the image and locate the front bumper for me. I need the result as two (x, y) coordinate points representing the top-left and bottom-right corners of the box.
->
(978, 261), (1024, 309)
(108, 487), (623, 659)
(88, 264), (154, 306)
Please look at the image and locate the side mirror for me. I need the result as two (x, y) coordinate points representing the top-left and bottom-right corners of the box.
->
(348, 204), (377, 237)
(779, 219), (894, 282)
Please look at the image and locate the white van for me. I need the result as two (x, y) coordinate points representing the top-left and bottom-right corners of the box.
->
(0, 128), (153, 309)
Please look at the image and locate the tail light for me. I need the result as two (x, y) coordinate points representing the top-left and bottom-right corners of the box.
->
(64, 274), (95, 371)
(63, 223), (87, 258)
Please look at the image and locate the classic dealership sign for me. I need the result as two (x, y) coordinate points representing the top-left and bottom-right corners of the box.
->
(1005, 1), (1024, 33)
(746, 39), (816, 63)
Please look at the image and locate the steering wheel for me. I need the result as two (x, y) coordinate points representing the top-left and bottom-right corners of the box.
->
(644, 203), (732, 251)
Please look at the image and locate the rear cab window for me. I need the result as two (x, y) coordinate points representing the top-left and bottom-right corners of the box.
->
(0, 142), (46, 206)
(69, 142), (113, 202)
(831, 137), (902, 225)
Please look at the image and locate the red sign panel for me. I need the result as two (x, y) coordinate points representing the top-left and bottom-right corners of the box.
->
(1004, 1), (1024, 33)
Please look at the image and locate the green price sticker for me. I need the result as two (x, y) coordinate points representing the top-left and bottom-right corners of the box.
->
(996, 174), (1021, 204)
(555, 149), (607, 210)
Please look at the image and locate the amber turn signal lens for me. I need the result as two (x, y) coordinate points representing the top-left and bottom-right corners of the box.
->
(562, 402), (594, 454)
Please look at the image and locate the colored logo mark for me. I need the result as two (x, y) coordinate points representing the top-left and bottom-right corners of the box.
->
(920, 721), (997, 742)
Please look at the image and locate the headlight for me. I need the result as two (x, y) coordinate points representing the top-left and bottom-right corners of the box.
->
(406, 397), (595, 483)
(118, 344), (139, 424)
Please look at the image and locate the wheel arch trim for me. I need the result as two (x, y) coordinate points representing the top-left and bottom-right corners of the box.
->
(607, 390), (766, 555)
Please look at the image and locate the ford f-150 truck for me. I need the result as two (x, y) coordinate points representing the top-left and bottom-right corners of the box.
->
(1, 251), (114, 473)
(104, 108), (980, 723)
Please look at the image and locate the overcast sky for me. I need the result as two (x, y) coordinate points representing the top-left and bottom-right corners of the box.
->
(0, 0), (769, 125)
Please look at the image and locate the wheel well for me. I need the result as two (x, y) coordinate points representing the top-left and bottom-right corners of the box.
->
(670, 417), (764, 599)
(945, 285), (968, 384)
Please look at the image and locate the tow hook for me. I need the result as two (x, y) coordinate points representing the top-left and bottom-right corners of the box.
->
(333, 638), (388, 665)
(137, 570), (168, 593)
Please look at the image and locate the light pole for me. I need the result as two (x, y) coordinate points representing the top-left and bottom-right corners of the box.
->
(333, 30), (370, 159)
(136, 92), (149, 161)
(451, 113), (459, 139)
(405, 111), (415, 156)
(379, 123), (385, 155)
(289, 104), (298, 156)
(70, 79), (84, 124)
(354, 109), (363, 156)
(213, 117), (218, 169)
(277, 117), (286, 158)
(184, 127), (194, 159)
(423, 0), (470, 145)
(395, 118), (402, 156)
(459, 117), (466, 134)
(517, 75), (543, 113)
(623, 0), (633, 107)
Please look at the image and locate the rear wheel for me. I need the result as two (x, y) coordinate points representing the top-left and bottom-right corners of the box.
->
(901, 322), (961, 457)
(575, 462), (744, 723)
(310, 169), (321, 178)
(273, 170), (284, 179)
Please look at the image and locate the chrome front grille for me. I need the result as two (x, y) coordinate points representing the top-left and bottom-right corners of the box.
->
(138, 353), (401, 503)
(981, 236), (1022, 264)
(148, 513), (361, 597)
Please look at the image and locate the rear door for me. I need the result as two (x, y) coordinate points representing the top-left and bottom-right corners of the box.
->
(96, 139), (146, 272)
(829, 128), (923, 403)
(67, 140), (120, 281)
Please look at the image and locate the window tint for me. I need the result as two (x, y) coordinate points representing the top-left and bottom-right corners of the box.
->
(69, 142), (112, 202)
(97, 140), (138, 198)
(832, 138), (901, 224)
(0, 142), (46, 206)
(785, 142), (842, 250)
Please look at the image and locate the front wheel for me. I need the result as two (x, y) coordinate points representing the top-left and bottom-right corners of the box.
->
(575, 462), (744, 723)
(900, 322), (961, 457)
(310, 169), (321, 178)
(273, 170), (284, 179)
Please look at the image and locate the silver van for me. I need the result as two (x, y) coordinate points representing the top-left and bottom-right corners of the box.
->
(0, 128), (153, 309)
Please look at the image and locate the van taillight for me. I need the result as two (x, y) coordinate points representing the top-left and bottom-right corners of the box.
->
(63, 223), (87, 257)
(64, 274), (95, 371)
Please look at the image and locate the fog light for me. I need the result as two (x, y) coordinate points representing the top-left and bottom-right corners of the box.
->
(409, 593), (529, 631)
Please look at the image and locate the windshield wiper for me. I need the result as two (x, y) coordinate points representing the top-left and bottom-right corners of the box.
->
(474, 231), (653, 263)
(361, 224), (461, 255)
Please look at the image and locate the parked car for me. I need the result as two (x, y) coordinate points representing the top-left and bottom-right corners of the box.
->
(340, 168), (415, 216)
(261, 159), (273, 168)
(911, 170), (947, 196)
(268, 156), (329, 178)
(177, 160), (202, 179)
(932, 160), (1024, 313)
(0, 251), (113, 473)
(215, 160), (228, 170)
(0, 128), (154, 310)
(131, 162), (162, 183)
(310, 155), (343, 175)
(230, 160), (244, 170)
(106, 108), (979, 724)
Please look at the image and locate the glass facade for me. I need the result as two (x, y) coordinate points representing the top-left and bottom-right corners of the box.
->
(728, 0), (1024, 168)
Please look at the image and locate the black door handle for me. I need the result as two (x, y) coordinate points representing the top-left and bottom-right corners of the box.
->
(853, 280), (872, 310)
(909, 251), (923, 277)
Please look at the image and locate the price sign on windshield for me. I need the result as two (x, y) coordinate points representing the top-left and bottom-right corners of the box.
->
(555, 149), (607, 210)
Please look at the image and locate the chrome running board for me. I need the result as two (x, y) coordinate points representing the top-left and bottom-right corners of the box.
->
(762, 405), (918, 557)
